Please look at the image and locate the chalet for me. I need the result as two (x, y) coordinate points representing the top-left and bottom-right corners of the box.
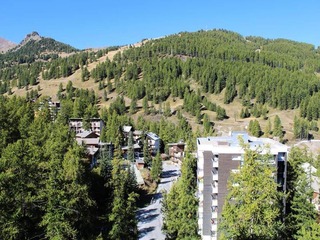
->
(168, 141), (186, 162)
(146, 132), (160, 154)
(48, 100), (60, 120)
(133, 130), (144, 143)
(75, 130), (113, 168)
(123, 125), (133, 137)
(135, 158), (145, 170)
(122, 143), (142, 159)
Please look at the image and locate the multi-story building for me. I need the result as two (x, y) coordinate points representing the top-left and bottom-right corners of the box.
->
(69, 118), (104, 135)
(196, 131), (288, 240)
(168, 141), (186, 162)
(146, 132), (160, 154)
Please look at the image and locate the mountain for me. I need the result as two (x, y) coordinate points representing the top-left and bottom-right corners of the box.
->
(10, 31), (78, 54)
(19, 31), (42, 45)
(1, 29), (320, 142)
(0, 37), (17, 53)
(0, 31), (79, 67)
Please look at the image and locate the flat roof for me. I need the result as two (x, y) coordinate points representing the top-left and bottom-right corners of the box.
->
(147, 132), (160, 140)
(197, 131), (288, 154)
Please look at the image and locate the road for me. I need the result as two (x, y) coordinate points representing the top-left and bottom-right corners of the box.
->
(137, 161), (180, 240)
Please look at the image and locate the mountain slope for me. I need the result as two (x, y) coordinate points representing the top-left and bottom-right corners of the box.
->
(2, 29), (320, 142)
(0, 31), (79, 66)
(0, 37), (17, 53)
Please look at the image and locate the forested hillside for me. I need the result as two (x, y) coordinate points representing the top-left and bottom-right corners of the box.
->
(2, 29), (320, 140)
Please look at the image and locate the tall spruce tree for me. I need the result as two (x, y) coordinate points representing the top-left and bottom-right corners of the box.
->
(151, 151), (162, 182)
(143, 136), (152, 167)
(284, 147), (318, 239)
(162, 152), (199, 239)
(219, 143), (282, 239)
(273, 115), (284, 138)
(109, 149), (138, 239)
(127, 131), (134, 162)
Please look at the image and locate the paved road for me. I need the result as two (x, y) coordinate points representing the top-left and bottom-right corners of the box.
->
(137, 161), (180, 240)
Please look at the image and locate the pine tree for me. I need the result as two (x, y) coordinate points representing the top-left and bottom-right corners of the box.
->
(264, 118), (272, 137)
(151, 151), (162, 182)
(287, 172), (317, 239)
(109, 150), (138, 239)
(129, 98), (137, 114)
(285, 147), (317, 239)
(164, 101), (171, 117)
(127, 131), (134, 162)
(203, 113), (212, 134)
(296, 221), (320, 240)
(220, 144), (282, 239)
(250, 119), (262, 137)
(103, 89), (108, 101)
(273, 115), (284, 138)
(81, 67), (90, 81)
(142, 96), (149, 115)
(109, 155), (127, 240)
(99, 144), (113, 181)
(143, 136), (152, 167)
(162, 152), (198, 239)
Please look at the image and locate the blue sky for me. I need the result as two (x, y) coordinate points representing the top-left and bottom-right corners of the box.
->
(1, 0), (319, 49)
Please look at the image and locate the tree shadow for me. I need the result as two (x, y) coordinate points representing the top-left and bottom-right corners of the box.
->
(158, 180), (171, 185)
(139, 213), (159, 223)
(139, 226), (155, 238)
(161, 170), (179, 179)
(136, 208), (157, 218)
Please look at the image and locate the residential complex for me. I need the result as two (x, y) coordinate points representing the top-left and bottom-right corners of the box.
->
(168, 141), (186, 162)
(146, 132), (160, 154)
(196, 132), (288, 240)
(69, 118), (104, 135)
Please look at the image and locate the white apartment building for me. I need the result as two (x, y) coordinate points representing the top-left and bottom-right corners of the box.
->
(196, 131), (288, 240)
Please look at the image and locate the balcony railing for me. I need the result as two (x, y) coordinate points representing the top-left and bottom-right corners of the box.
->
(212, 199), (218, 206)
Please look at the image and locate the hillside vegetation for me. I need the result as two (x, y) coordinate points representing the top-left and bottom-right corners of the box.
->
(1, 29), (320, 142)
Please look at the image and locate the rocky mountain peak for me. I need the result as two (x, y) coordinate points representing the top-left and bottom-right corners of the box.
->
(20, 31), (42, 45)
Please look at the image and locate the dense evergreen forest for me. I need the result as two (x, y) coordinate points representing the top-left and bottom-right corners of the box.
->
(2, 29), (320, 136)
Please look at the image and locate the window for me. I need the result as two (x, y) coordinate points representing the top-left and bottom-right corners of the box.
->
(211, 206), (218, 212)
(212, 168), (218, 175)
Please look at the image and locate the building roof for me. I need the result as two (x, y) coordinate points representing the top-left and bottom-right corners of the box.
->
(77, 137), (100, 146)
(197, 131), (288, 154)
(123, 125), (133, 133)
(76, 130), (99, 139)
(133, 164), (144, 185)
(147, 132), (160, 141)
(135, 158), (145, 164)
(168, 141), (185, 146)
(69, 118), (102, 122)
(87, 146), (99, 156)
(122, 143), (141, 150)
(133, 130), (143, 135)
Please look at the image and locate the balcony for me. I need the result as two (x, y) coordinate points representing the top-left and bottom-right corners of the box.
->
(198, 218), (203, 228)
(211, 220), (218, 231)
(212, 167), (218, 181)
(199, 193), (204, 202)
(212, 157), (219, 168)
(212, 211), (218, 219)
(198, 169), (204, 179)
(212, 184), (218, 193)
(212, 199), (218, 206)
(199, 182), (204, 192)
